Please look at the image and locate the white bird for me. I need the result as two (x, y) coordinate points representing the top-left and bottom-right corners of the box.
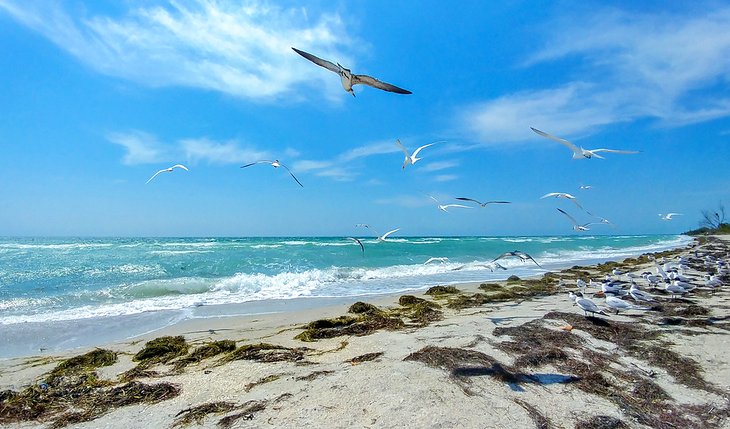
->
(424, 257), (449, 265)
(665, 281), (686, 299)
(576, 278), (588, 291)
(557, 208), (598, 231)
(579, 184), (593, 190)
(377, 228), (401, 242)
(145, 164), (189, 184)
(601, 281), (625, 295)
(241, 160), (303, 187)
(292, 47), (411, 96)
(705, 275), (722, 288)
(605, 295), (647, 314)
(429, 196), (473, 213)
(541, 192), (584, 210)
(659, 213), (682, 221)
(347, 237), (364, 255)
(492, 251), (543, 268)
(454, 197), (511, 207)
(531, 127), (640, 159)
(642, 272), (661, 286)
(629, 282), (656, 303)
(396, 140), (438, 169)
(570, 292), (608, 316)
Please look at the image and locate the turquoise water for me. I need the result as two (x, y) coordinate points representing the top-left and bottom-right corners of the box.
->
(0, 235), (690, 326)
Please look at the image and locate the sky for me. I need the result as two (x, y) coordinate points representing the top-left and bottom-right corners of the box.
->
(0, 0), (728, 237)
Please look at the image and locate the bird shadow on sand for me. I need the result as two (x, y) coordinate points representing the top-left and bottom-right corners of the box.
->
(452, 364), (579, 392)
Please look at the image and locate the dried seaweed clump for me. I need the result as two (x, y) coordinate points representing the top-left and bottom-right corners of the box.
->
(133, 336), (189, 364)
(425, 285), (460, 296)
(173, 340), (237, 371)
(222, 343), (306, 363)
(47, 349), (117, 381)
(173, 401), (237, 427)
(217, 400), (267, 428)
(479, 283), (503, 292)
(349, 352), (384, 364)
(575, 415), (629, 429)
(295, 310), (404, 342)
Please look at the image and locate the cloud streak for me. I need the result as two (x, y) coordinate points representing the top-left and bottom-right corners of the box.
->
(463, 6), (730, 144)
(0, 0), (350, 100)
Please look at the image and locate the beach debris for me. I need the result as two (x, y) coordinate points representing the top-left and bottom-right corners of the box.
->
(217, 400), (267, 428)
(245, 374), (283, 391)
(133, 336), (189, 365)
(349, 352), (384, 365)
(173, 401), (237, 427)
(575, 415), (630, 429)
(173, 340), (237, 371)
(221, 343), (307, 363)
(295, 370), (334, 381)
(425, 285), (461, 296)
(513, 398), (551, 429)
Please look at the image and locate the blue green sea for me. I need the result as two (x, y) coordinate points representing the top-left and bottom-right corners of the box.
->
(0, 235), (691, 357)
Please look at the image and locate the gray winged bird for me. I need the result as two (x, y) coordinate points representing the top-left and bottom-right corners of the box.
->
(241, 160), (303, 187)
(531, 127), (639, 159)
(455, 197), (511, 207)
(292, 47), (411, 96)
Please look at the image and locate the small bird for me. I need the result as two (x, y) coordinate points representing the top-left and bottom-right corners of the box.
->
(424, 257), (449, 264)
(557, 208), (597, 232)
(629, 282), (656, 303)
(347, 237), (364, 255)
(665, 281), (687, 299)
(454, 197), (511, 207)
(429, 196), (473, 213)
(569, 292), (608, 316)
(492, 251), (543, 268)
(145, 164), (189, 184)
(396, 140), (438, 169)
(531, 127), (640, 159)
(605, 295), (647, 314)
(579, 184), (593, 190)
(658, 213), (682, 221)
(292, 47), (411, 96)
(377, 228), (401, 242)
(241, 160), (303, 187)
(541, 192), (584, 210)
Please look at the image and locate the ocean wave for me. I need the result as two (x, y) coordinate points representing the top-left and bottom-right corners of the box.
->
(0, 243), (113, 250)
(149, 250), (214, 256)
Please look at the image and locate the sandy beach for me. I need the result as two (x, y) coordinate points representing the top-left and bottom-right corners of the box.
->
(2, 236), (729, 429)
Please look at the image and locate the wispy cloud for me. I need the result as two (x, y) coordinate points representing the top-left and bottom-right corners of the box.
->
(463, 6), (730, 144)
(417, 160), (460, 173)
(0, 0), (350, 100)
(433, 174), (459, 183)
(107, 131), (165, 165)
(180, 138), (269, 164)
(108, 132), (268, 165)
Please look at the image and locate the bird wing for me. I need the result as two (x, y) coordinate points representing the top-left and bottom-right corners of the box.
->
(667, 213), (683, 218)
(351, 74), (412, 94)
(380, 228), (401, 240)
(145, 169), (165, 184)
(441, 204), (473, 210)
(278, 164), (304, 187)
(424, 257), (437, 264)
(395, 139), (410, 157)
(347, 237), (365, 254)
(491, 252), (514, 262)
(291, 47), (340, 73)
(241, 160), (274, 168)
(455, 197), (483, 205)
(557, 208), (579, 226)
(531, 127), (580, 154)
(171, 164), (189, 171)
(540, 192), (560, 199)
(483, 201), (511, 205)
(410, 142), (437, 158)
(429, 195), (440, 204)
(589, 149), (640, 154)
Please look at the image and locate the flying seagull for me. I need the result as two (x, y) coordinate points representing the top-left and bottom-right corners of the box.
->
(396, 139), (438, 170)
(292, 47), (411, 96)
(540, 192), (584, 210)
(424, 257), (449, 264)
(241, 160), (303, 187)
(454, 197), (511, 207)
(145, 164), (189, 184)
(531, 127), (639, 159)
(579, 184), (593, 190)
(429, 196), (473, 213)
(557, 208), (598, 232)
(377, 228), (401, 242)
(347, 237), (365, 255)
(658, 213), (682, 221)
(492, 250), (543, 268)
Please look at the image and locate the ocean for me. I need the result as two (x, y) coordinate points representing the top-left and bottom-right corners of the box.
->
(0, 235), (691, 357)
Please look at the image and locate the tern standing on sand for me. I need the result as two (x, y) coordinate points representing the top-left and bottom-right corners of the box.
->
(531, 127), (639, 159)
(292, 47), (411, 96)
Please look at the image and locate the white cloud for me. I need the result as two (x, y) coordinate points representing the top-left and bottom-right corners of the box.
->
(433, 174), (458, 183)
(107, 130), (165, 165)
(463, 6), (730, 144)
(0, 0), (351, 100)
(180, 138), (269, 164)
(417, 160), (460, 173)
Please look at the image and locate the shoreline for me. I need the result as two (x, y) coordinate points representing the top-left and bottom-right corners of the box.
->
(1, 235), (729, 428)
(0, 235), (693, 360)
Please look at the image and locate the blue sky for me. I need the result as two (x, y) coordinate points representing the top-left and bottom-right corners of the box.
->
(1, 0), (728, 237)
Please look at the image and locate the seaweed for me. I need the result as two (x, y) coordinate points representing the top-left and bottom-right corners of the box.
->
(47, 349), (117, 381)
(296, 370), (334, 381)
(217, 400), (267, 428)
(425, 285), (460, 296)
(173, 340), (236, 371)
(295, 312), (404, 342)
(244, 374), (282, 391)
(478, 283), (503, 292)
(133, 336), (189, 364)
(221, 343), (306, 363)
(349, 352), (384, 364)
(173, 401), (237, 427)
(348, 301), (384, 315)
(574, 415), (629, 429)
(513, 399), (551, 429)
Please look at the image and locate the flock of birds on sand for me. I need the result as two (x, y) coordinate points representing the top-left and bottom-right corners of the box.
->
(140, 47), (709, 317)
(567, 250), (728, 318)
